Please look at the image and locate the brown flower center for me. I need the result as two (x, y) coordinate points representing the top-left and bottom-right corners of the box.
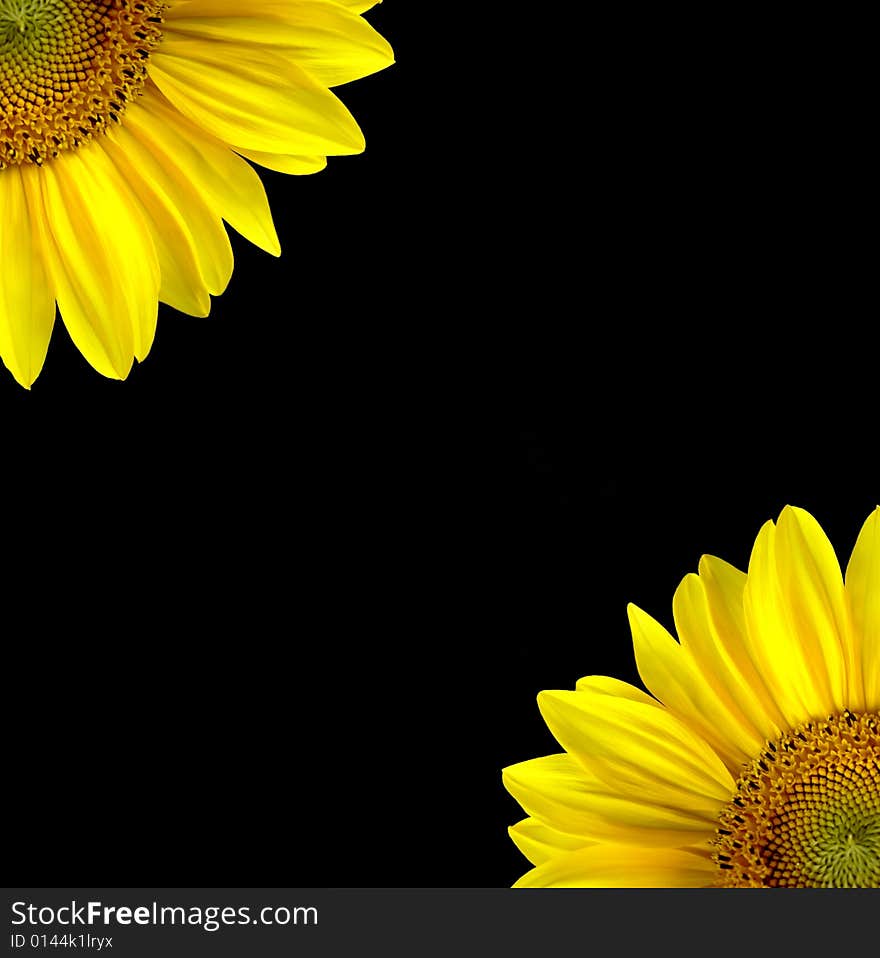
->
(714, 711), (880, 887)
(0, 0), (164, 169)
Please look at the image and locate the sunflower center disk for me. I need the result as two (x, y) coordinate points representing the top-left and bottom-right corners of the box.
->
(714, 711), (880, 887)
(0, 0), (164, 169)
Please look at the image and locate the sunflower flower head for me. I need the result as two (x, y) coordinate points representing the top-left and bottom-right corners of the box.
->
(504, 506), (880, 887)
(0, 0), (393, 387)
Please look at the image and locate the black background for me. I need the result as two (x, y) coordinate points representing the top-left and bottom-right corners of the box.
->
(4, 6), (875, 889)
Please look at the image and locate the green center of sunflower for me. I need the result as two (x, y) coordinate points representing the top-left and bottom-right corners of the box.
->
(0, 0), (165, 170)
(713, 711), (880, 887)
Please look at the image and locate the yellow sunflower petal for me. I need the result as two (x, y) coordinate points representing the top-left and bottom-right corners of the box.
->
(574, 675), (661, 707)
(537, 689), (735, 812)
(134, 91), (280, 259)
(39, 146), (160, 378)
(0, 166), (56, 389)
(693, 557), (788, 737)
(628, 602), (764, 771)
(334, 0), (382, 12)
(774, 506), (851, 712)
(150, 38), (364, 157)
(101, 123), (212, 318)
(744, 511), (850, 726)
(236, 149), (328, 175)
(673, 574), (782, 744)
(503, 752), (716, 847)
(743, 521), (819, 726)
(164, 0), (394, 88)
(513, 844), (714, 888)
(847, 506), (880, 710)
(508, 819), (593, 866)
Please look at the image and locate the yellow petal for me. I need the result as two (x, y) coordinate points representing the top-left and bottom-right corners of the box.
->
(101, 122), (212, 317)
(629, 602), (764, 771)
(38, 145), (159, 378)
(513, 844), (714, 888)
(236, 149), (327, 175)
(744, 511), (851, 727)
(150, 38), (364, 157)
(134, 90), (279, 259)
(537, 690), (735, 813)
(743, 520), (821, 727)
(164, 1), (394, 87)
(574, 675), (662, 708)
(508, 819), (592, 866)
(774, 506), (851, 712)
(695, 556), (788, 737)
(846, 507), (880, 710)
(331, 0), (382, 12)
(167, 0), (382, 13)
(0, 165), (56, 388)
(502, 753), (716, 846)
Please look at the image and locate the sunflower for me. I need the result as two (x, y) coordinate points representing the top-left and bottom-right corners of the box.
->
(503, 506), (880, 887)
(0, 0), (392, 387)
